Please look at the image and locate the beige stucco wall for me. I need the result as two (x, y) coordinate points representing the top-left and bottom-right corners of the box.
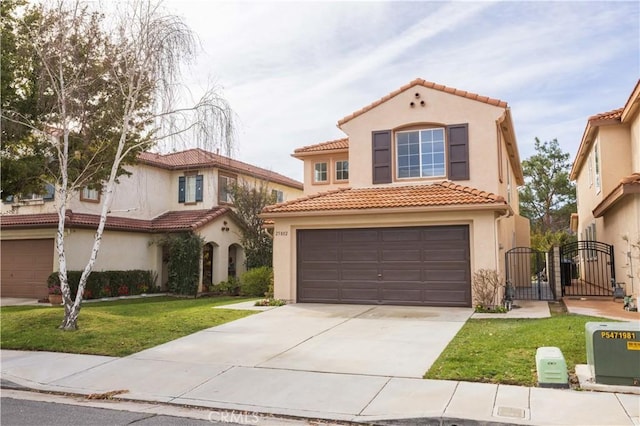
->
(599, 194), (640, 297)
(598, 125), (632, 196)
(339, 86), (508, 195)
(63, 229), (159, 274)
(271, 209), (501, 303)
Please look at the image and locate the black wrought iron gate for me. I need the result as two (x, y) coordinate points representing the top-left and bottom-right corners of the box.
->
(505, 247), (555, 300)
(559, 241), (615, 296)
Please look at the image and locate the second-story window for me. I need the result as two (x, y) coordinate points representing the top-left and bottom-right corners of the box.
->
(335, 160), (349, 181)
(594, 143), (601, 194)
(81, 186), (101, 203)
(218, 173), (236, 204)
(271, 189), (284, 203)
(314, 162), (328, 183)
(178, 174), (203, 204)
(396, 128), (445, 179)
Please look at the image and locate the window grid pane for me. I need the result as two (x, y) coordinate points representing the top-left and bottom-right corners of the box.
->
(185, 175), (196, 202)
(314, 163), (328, 182)
(396, 129), (446, 179)
(336, 160), (349, 181)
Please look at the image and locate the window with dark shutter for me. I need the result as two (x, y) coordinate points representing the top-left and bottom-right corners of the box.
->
(178, 176), (186, 203)
(447, 123), (469, 181)
(195, 175), (203, 202)
(372, 130), (392, 184)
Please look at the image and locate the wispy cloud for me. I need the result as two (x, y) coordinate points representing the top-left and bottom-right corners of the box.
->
(165, 1), (639, 181)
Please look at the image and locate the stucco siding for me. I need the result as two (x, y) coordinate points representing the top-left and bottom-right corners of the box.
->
(339, 86), (506, 194)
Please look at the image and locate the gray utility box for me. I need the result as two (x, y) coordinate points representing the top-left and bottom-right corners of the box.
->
(585, 322), (640, 386)
(536, 346), (568, 388)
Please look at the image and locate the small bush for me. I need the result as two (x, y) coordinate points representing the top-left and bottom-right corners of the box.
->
(209, 278), (240, 296)
(254, 298), (286, 307)
(239, 266), (273, 297)
(472, 269), (503, 311)
(47, 270), (157, 300)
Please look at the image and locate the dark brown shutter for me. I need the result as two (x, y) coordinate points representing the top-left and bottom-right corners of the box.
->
(372, 130), (392, 184)
(447, 123), (469, 181)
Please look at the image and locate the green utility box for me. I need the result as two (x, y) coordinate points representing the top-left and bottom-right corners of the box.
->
(536, 346), (568, 388)
(585, 322), (640, 386)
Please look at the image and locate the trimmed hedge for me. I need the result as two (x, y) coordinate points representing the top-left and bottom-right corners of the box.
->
(47, 270), (157, 300)
(239, 266), (273, 297)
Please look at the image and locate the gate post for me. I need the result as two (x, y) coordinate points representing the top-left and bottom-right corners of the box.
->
(552, 246), (562, 300)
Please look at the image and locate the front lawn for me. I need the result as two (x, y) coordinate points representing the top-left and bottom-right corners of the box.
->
(0, 296), (256, 357)
(424, 311), (614, 387)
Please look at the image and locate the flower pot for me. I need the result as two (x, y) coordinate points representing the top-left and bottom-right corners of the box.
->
(48, 294), (62, 305)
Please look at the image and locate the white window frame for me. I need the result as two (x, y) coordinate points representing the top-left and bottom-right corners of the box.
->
(594, 143), (601, 194)
(218, 174), (236, 204)
(335, 160), (349, 181)
(81, 187), (100, 202)
(271, 189), (284, 203)
(314, 162), (328, 183)
(395, 128), (446, 179)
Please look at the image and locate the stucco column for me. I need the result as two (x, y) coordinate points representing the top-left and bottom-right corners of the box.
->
(553, 246), (562, 300)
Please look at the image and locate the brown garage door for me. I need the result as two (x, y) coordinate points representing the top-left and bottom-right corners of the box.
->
(1, 239), (54, 298)
(297, 225), (470, 307)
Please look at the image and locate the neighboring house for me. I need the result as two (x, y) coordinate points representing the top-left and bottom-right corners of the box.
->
(569, 79), (640, 298)
(0, 149), (303, 299)
(263, 78), (530, 307)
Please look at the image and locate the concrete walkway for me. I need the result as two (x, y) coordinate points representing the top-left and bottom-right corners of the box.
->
(2, 302), (639, 425)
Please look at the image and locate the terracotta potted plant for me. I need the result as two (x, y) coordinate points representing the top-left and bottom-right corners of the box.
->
(48, 284), (63, 305)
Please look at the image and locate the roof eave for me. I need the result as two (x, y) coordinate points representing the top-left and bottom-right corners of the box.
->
(291, 148), (349, 159)
(261, 202), (509, 219)
(621, 79), (640, 123)
(499, 108), (525, 185)
(592, 183), (640, 218)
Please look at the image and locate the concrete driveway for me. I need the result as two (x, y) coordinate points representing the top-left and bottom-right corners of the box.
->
(130, 303), (472, 378)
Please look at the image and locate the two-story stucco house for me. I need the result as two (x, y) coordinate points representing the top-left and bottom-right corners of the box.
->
(263, 78), (530, 307)
(0, 149), (303, 299)
(570, 79), (640, 298)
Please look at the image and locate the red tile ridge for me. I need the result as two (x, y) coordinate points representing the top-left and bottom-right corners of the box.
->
(338, 78), (508, 126)
(437, 181), (505, 203)
(588, 107), (623, 123)
(262, 187), (350, 213)
(138, 149), (303, 190)
(293, 138), (349, 154)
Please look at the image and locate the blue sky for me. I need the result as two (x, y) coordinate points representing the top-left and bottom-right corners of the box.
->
(165, 1), (639, 182)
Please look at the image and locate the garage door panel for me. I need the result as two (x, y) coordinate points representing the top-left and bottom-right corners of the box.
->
(297, 226), (470, 306)
(300, 248), (338, 262)
(381, 269), (422, 281)
(341, 229), (378, 242)
(381, 228), (421, 242)
(423, 227), (468, 241)
(423, 247), (468, 261)
(301, 268), (339, 281)
(341, 269), (379, 281)
(1, 239), (54, 298)
(341, 248), (378, 262)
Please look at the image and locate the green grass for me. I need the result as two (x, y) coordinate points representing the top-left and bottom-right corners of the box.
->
(0, 296), (257, 357)
(424, 312), (615, 387)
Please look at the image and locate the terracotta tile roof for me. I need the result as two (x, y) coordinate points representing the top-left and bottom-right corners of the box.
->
(620, 172), (640, 185)
(0, 207), (234, 233)
(152, 209), (231, 231)
(593, 173), (640, 218)
(588, 108), (623, 123)
(138, 149), (303, 190)
(293, 138), (349, 155)
(338, 78), (508, 126)
(263, 181), (506, 214)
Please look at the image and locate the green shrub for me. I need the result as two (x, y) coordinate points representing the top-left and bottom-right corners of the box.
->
(210, 278), (240, 296)
(161, 232), (203, 296)
(47, 270), (157, 300)
(239, 266), (273, 297)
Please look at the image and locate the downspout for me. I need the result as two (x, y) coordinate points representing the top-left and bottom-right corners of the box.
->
(495, 207), (513, 273)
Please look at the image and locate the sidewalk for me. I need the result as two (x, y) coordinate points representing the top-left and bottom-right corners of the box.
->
(2, 300), (639, 425)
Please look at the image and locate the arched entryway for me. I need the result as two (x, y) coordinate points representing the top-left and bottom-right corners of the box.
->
(202, 242), (216, 290)
(227, 243), (245, 279)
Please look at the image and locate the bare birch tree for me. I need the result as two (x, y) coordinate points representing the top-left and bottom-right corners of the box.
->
(2, 0), (233, 330)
